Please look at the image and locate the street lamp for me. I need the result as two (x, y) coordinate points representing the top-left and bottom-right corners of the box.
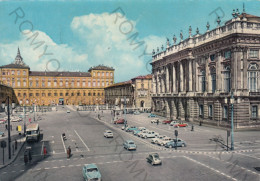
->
(1, 96), (12, 159)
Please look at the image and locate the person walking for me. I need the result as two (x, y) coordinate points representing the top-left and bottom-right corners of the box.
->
(43, 146), (47, 157)
(67, 146), (71, 158)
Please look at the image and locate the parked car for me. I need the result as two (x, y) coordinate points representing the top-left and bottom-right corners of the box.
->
(138, 127), (146, 131)
(162, 120), (172, 124)
(133, 111), (140, 115)
(0, 119), (6, 124)
(178, 123), (189, 127)
(125, 126), (138, 132)
(169, 121), (178, 126)
(138, 130), (149, 137)
(148, 113), (157, 118)
(123, 140), (137, 150)
(0, 131), (5, 137)
(67, 110), (70, 113)
(104, 130), (113, 138)
(133, 129), (141, 135)
(165, 139), (187, 148)
(141, 131), (156, 139)
(151, 118), (160, 123)
(157, 137), (172, 146)
(82, 163), (102, 181)
(146, 153), (162, 165)
(151, 135), (167, 144)
(114, 118), (125, 124)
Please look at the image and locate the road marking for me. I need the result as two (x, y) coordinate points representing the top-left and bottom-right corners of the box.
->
(183, 156), (237, 181)
(74, 130), (90, 151)
(53, 167), (58, 169)
(235, 152), (260, 160)
(61, 134), (67, 153)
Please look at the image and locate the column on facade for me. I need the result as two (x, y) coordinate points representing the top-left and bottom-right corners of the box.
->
(157, 73), (161, 93)
(179, 100), (185, 120)
(231, 49), (236, 91)
(205, 56), (210, 92)
(195, 61), (199, 92)
(152, 74), (156, 94)
(189, 59), (193, 92)
(242, 48), (248, 90)
(214, 100), (222, 126)
(236, 50), (242, 91)
(166, 99), (170, 118)
(216, 51), (222, 93)
(172, 64), (176, 93)
(166, 66), (169, 93)
(180, 62), (184, 92)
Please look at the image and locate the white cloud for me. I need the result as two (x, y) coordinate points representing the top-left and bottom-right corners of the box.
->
(0, 30), (88, 72)
(71, 12), (165, 82)
(0, 12), (165, 82)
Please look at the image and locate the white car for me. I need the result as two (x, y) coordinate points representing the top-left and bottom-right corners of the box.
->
(138, 130), (149, 137)
(10, 116), (21, 122)
(151, 135), (167, 144)
(141, 131), (156, 139)
(157, 137), (172, 146)
(104, 130), (113, 138)
(67, 110), (70, 113)
(170, 121), (178, 126)
(151, 118), (160, 123)
(138, 127), (146, 131)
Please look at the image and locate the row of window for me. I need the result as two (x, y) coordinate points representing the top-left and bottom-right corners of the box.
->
(93, 72), (113, 77)
(199, 63), (258, 93)
(208, 49), (259, 62)
(17, 92), (103, 97)
(1, 70), (114, 77)
(199, 105), (258, 118)
(2, 80), (113, 88)
(1, 70), (27, 76)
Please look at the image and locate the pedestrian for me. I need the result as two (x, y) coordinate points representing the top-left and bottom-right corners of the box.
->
(157, 119), (159, 125)
(5, 124), (7, 130)
(43, 146), (47, 157)
(10, 125), (12, 131)
(29, 151), (32, 162)
(24, 154), (28, 164)
(15, 139), (17, 150)
(67, 146), (71, 158)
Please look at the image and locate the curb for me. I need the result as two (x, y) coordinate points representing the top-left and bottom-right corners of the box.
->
(0, 137), (26, 170)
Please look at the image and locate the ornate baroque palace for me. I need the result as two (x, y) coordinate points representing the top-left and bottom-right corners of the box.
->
(151, 8), (260, 129)
(0, 48), (114, 106)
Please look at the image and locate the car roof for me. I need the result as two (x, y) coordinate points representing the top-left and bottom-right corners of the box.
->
(105, 130), (112, 132)
(84, 164), (98, 169)
(126, 140), (134, 142)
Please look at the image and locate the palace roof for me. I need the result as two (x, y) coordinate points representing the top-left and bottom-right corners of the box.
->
(29, 71), (91, 77)
(88, 65), (114, 71)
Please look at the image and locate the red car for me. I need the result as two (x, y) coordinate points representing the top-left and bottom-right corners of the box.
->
(162, 120), (172, 124)
(0, 119), (6, 124)
(114, 119), (125, 124)
(174, 123), (189, 127)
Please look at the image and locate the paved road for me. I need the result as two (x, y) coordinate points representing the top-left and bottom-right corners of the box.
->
(0, 107), (259, 181)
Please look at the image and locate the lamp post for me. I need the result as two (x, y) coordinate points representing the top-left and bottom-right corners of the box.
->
(230, 91), (234, 150)
(1, 96), (12, 159)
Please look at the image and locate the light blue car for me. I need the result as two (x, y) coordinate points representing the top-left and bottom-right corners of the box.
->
(125, 126), (138, 132)
(123, 140), (137, 150)
(165, 139), (186, 148)
(82, 164), (102, 181)
(148, 113), (157, 118)
(133, 130), (141, 135)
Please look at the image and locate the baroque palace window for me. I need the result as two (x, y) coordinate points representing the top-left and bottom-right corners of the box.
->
(248, 63), (258, 92)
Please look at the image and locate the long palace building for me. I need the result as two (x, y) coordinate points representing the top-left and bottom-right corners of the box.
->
(0, 48), (114, 106)
(151, 9), (260, 129)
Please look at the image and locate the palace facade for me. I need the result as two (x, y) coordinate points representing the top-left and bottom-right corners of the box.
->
(105, 74), (152, 110)
(151, 10), (260, 129)
(0, 49), (114, 106)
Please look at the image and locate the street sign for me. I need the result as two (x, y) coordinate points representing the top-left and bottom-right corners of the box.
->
(18, 125), (22, 132)
(1, 141), (6, 148)
(175, 130), (178, 137)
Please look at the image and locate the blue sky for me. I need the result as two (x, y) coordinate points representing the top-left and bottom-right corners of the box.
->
(0, 0), (260, 82)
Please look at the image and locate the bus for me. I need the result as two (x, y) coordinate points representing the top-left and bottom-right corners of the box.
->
(26, 123), (40, 142)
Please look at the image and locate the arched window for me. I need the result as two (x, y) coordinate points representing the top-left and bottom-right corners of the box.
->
(223, 66), (231, 92)
(248, 63), (258, 92)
